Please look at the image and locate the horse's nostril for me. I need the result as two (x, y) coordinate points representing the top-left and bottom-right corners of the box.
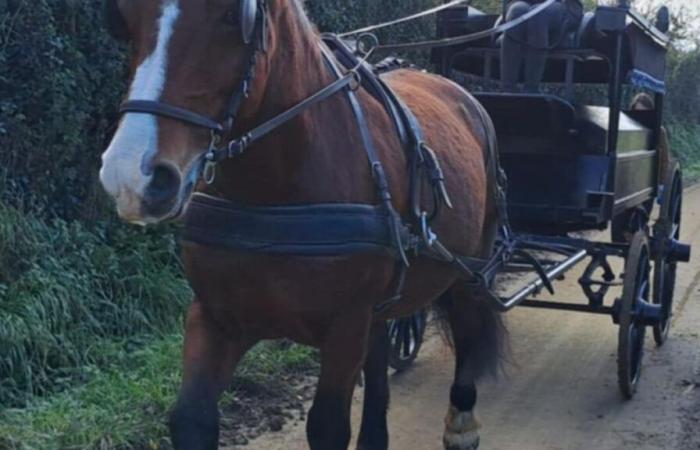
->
(145, 164), (181, 207)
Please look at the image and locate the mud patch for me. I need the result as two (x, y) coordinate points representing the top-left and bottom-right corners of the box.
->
(220, 372), (318, 448)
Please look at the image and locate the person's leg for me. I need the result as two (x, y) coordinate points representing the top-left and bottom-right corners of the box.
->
(500, 1), (530, 92)
(523, 2), (568, 92)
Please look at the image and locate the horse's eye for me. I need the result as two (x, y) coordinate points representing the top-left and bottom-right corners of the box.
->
(224, 9), (239, 26)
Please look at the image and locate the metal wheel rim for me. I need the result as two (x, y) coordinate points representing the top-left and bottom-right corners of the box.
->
(618, 231), (650, 398)
(388, 310), (426, 371)
(653, 167), (682, 344)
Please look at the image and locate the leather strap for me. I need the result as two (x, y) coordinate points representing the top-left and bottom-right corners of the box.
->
(319, 44), (411, 267)
(120, 100), (224, 132)
(118, 1), (267, 136)
(374, 0), (557, 52)
(206, 68), (359, 162)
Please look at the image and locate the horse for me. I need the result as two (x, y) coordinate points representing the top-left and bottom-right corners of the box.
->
(99, 1), (506, 449)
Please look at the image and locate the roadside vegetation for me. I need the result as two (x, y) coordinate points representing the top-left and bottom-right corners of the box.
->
(0, 0), (699, 448)
(0, 334), (317, 449)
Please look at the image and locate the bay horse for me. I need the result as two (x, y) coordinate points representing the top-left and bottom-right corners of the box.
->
(100, 0), (505, 449)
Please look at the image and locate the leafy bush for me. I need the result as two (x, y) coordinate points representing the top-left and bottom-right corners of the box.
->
(0, 0), (127, 220)
(668, 122), (700, 180)
(0, 204), (191, 406)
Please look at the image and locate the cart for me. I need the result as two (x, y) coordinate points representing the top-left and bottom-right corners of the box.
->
(387, 3), (691, 397)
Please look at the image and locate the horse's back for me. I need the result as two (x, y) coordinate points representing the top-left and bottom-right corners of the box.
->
(382, 69), (496, 255)
(382, 69), (490, 153)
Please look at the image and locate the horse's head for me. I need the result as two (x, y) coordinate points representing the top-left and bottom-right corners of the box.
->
(100, 0), (274, 224)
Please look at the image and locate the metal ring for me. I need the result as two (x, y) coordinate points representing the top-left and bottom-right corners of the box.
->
(203, 161), (217, 185)
(356, 33), (379, 57)
(349, 70), (362, 91)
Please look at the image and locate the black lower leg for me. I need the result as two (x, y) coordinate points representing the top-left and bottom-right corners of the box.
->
(169, 302), (253, 450)
(307, 312), (370, 450)
(357, 322), (390, 450)
(450, 382), (477, 413)
(170, 388), (220, 450)
(307, 390), (353, 450)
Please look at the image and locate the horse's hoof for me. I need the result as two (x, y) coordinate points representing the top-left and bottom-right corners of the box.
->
(443, 406), (480, 450)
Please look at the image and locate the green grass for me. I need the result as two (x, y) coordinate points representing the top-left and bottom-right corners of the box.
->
(0, 335), (317, 450)
(0, 203), (191, 406)
(669, 122), (700, 183)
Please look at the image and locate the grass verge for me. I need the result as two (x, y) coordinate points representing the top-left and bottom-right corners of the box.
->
(0, 202), (191, 406)
(0, 334), (318, 450)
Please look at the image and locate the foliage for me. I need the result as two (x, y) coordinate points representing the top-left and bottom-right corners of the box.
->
(668, 122), (700, 181)
(0, 0), (127, 220)
(666, 48), (700, 123)
(0, 335), (317, 450)
(0, 203), (191, 406)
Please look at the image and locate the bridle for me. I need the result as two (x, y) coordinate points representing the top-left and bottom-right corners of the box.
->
(119, 0), (268, 182)
(118, 0), (363, 185)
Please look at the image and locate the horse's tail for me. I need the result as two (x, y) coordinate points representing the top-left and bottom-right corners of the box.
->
(431, 89), (508, 379)
(433, 287), (509, 379)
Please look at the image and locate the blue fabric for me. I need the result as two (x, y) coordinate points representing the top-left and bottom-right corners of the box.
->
(627, 69), (666, 94)
(181, 194), (404, 257)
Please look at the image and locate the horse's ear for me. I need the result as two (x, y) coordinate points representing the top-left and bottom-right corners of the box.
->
(104, 0), (129, 42)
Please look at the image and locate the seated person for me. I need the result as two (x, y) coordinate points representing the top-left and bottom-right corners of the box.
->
(630, 93), (669, 180)
(500, 0), (584, 92)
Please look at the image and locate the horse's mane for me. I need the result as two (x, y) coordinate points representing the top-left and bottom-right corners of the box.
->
(290, 0), (318, 36)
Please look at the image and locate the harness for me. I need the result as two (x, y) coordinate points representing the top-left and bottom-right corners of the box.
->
(119, 0), (512, 311)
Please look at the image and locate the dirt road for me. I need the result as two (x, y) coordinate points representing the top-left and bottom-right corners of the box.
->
(238, 185), (700, 450)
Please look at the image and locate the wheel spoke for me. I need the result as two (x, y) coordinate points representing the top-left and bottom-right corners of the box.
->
(402, 320), (412, 358)
(393, 321), (404, 356)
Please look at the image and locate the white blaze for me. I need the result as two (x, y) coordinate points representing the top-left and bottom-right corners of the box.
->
(100, 0), (180, 216)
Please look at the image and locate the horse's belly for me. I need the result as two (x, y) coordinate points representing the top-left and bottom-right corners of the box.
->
(181, 243), (459, 345)
(181, 243), (394, 344)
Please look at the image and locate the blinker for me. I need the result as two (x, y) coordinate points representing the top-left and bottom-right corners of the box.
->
(240, 0), (258, 44)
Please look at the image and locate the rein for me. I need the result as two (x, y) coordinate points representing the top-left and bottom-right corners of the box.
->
(338, 0), (472, 38)
(114, 0), (546, 309)
(373, 0), (557, 52)
(115, 0), (558, 185)
(201, 65), (362, 182)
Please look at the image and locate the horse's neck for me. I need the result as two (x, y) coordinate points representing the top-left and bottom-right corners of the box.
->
(208, 7), (374, 205)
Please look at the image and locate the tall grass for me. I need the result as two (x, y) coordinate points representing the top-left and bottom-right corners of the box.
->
(0, 335), (317, 450)
(668, 122), (700, 181)
(0, 203), (191, 406)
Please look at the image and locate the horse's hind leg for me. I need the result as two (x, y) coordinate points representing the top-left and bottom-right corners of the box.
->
(357, 321), (390, 450)
(169, 300), (254, 450)
(439, 287), (505, 450)
(307, 311), (372, 450)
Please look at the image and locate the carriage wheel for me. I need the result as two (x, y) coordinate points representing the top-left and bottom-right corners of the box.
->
(388, 309), (427, 372)
(617, 230), (650, 399)
(652, 160), (683, 346)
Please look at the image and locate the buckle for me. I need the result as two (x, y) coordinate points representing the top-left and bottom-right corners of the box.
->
(203, 131), (221, 185)
(420, 211), (436, 247)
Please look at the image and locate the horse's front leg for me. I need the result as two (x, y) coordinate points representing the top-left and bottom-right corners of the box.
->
(169, 300), (255, 450)
(357, 321), (390, 450)
(307, 311), (372, 450)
